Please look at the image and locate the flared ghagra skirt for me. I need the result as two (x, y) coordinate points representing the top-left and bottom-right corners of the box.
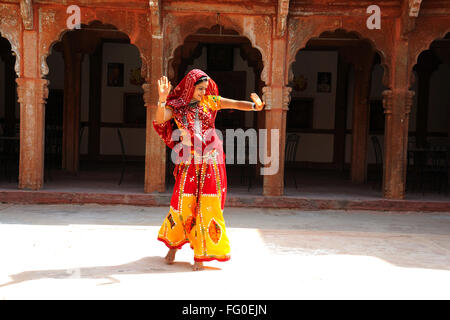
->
(157, 150), (230, 262)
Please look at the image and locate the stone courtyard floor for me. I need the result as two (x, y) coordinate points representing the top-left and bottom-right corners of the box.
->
(0, 203), (449, 299)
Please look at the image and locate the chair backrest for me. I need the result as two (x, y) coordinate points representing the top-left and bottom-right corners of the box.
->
(285, 134), (299, 162)
(407, 136), (416, 150)
(117, 128), (126, 159)
(78, 126), (85, 152)
(430, 149), (449, 172)
(429, 139), (450, 152)
(45, 125), (62, 154)
(371, 135), (383, 166)
(79, 126), (84, 141)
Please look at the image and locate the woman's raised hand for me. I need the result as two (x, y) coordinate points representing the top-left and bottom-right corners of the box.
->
(250, 93), (265, 111)
(157, 76), (172, 102)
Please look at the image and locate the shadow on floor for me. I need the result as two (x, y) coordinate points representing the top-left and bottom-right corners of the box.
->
(0, 256), (221, 288)
(258, 229), (450, 271)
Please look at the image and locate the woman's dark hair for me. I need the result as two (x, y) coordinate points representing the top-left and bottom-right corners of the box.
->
(194, 76), (208, 85)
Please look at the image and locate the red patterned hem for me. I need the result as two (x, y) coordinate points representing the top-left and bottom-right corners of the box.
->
(194, 255), (231, 262)
(157, 237), (189, 250)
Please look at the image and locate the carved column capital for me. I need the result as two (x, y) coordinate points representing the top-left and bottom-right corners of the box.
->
(262, 86), (272, 110)
(382, 89), (393, 115)
(16, 78), (49, 105)
(262, 85), (292, 111)
(282, 86), (292, 110)
(404, 89), (415, 116)
(382, 89), (415, 117)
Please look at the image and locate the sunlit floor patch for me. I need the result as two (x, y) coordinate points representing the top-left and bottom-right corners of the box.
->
(0, 205), (449, 299)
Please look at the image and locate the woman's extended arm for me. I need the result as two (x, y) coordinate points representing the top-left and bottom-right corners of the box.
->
(220, 93), (265, 111)
(154, 76), (174, 124)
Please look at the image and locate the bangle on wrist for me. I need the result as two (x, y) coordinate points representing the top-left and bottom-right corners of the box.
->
(251, 102), (256, 111)
(159, 101), (167, 108)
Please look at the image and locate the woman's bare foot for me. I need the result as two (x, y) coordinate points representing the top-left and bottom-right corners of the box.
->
(165, 248), (177, 264)
(192, 261), (204, 271)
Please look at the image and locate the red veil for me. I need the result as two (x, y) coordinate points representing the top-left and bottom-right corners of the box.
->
(153, 69), (220, 151)
(166, 69), (219, 110)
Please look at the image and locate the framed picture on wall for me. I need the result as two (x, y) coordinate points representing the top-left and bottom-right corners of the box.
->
(317, 72), (332, 93)
(123, 92), (146, 124)
(107, 63), (124, 87)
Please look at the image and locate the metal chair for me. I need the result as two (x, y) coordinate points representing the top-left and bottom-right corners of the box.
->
(284, 133), (299, 188)
(117, 128), (127, 185)
(371, 136), (383, 190)
(426, 146), (449, 194)
(44, 125), (62, 181)
(0, 136), (19, 182)
(239, 142), (255, 191)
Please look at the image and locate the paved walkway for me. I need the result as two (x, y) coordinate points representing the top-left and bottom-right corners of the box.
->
(0, 204), (449, 299)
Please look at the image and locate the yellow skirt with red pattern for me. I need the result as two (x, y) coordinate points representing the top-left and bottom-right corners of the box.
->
(157, 150), (230, 262)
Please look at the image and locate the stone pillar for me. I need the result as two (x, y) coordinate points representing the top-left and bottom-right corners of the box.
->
(382, 89), (414, 199)
(341, 45), (375, 184)
(350, 55), (374, 184)
(62, 37), (82, 173)
(143, 80), (166, 193)
(262, 32), (290, 196)
(381, 32), (415, 200)
(262, 85), (291, 196)
(17, 28), (48, 190)
(16, 78), (49, 190)
(143, 17), (165, 193)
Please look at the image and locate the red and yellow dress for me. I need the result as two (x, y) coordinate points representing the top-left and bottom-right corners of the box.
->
(153, 95), (230, 262)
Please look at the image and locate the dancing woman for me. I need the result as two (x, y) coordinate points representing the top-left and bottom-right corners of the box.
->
(153, 69), (264, 271)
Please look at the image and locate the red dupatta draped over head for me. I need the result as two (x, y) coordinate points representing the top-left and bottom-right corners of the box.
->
(166, 69), (219, 109)
(152, 69), (222, 155)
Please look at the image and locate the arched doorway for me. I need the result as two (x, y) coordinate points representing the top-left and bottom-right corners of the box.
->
(286, 29), (387, 197)
(167, 25), (265, 193)
(0, 36), (18, 184)
(406, 32), (450, 197)
(44, 21), (145, 191)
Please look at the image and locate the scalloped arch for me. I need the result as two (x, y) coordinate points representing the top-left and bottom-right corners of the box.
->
(164, 14), (269, 84)
(409, 30), (450, 88)
(39, 9), (152, 79)
(0, 8), (22, 77)
(0, 30), (20, 77)
(411, 30), (450, 67)
(288, 27), (390, 89)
